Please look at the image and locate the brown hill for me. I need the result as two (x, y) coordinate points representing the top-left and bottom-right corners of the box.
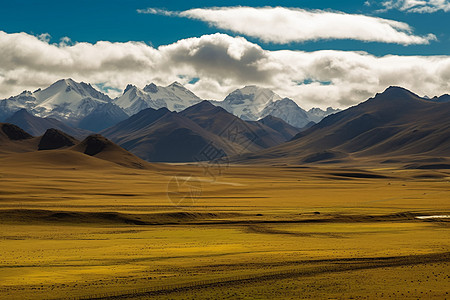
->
(0, 123), (33, 141)
(233, 87), (450, 165)
(71, 134), (150, 169)
(0, 123), (151, 169)
(38, 128), (78, 150)
(0, 123), (39, 154)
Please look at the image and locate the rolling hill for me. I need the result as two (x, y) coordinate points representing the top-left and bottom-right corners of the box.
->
(0, 123), (151, 169)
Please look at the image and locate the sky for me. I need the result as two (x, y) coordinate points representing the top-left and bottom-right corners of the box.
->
(0, 0), (449, 109)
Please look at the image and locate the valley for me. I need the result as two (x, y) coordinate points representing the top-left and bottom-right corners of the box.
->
(0, 157), (448, 299)
(0, 81), (449, 299)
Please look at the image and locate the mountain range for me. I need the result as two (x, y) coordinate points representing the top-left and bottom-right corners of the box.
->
(5, 109), (91, 139)
(0, 79), (448, 166)
(232, 86), (450, 166)
(0, 79), (128, 132)
(115, 82), (202, 115)
(101, 101), (299, 162)
(0, 79), (337, 132)
(211, 85), (340, 128)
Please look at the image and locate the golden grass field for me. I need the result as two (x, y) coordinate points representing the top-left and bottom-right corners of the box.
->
(0, 151), (449, 299)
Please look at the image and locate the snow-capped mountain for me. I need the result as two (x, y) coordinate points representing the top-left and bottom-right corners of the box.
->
(0, 90), (37, 121)
(0, 80), (339, 133)
(213, 86), (339, 128)
(307, 107), (342, 123)
(32, 79), (112, 121)
(260, 98), (311, 129)
(0, 79), (128, 131)
(115, 82), (202, 115)
(212, 86), (282, 121)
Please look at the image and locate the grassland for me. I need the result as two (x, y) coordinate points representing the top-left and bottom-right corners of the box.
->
(0, 154), (449, 299)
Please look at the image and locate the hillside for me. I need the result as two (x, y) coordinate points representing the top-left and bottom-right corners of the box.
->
(233, 87), (450, 165)
(102, 101), (295, 162)
(6, 109), (91, 138)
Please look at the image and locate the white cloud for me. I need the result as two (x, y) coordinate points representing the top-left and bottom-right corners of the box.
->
(380, 0), (450, 13)
(136, 8), (177, 16)
(0, 31), (449, 109)
(139, 6), (436, 45)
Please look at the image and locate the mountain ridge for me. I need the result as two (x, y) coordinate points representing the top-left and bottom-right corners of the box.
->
(232, 86), (450, 165)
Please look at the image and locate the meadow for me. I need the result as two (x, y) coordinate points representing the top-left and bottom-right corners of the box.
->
(0, 154), (449, 299)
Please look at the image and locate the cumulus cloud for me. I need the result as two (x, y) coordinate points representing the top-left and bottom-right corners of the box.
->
(379, 0), (450, 13)
(0, 31), (449, 109)
(138, 6), (436, 45)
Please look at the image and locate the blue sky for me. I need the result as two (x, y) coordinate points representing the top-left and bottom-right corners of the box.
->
(1, 0), (448, 55)
(0, 0), (449, 108)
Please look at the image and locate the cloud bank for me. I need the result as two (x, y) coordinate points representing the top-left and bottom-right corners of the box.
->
(138, 6), (436, 45)
(0, 31), (449, 109)
(379, 0), (450, 13)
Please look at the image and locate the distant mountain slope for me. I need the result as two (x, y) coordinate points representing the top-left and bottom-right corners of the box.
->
(101, 106), (243, 162)
(102, 101), (293, 162)
(233, 87), (450, 164)
(78, 103), (129, 132)
(115, 82), (202, 115)
(256, 115), (301, 140)
(180, 101), (288, 149)
(6, 109), (91, 139)
(430, 94), (450, 103)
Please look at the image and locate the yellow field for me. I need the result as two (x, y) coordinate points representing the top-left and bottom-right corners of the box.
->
(0, 155), (449, 299)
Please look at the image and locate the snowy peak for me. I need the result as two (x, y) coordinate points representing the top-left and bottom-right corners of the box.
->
(168, 81), (184, 88)
(115, 82), (202, 115)
(143, 83), (158, 93)
(224, 86), (281, 106)
(260, 98), (310, 128)
(124, 84), (137, 94)
(0, 91), (37, 120)
(215, 86), (339, 128)
(35, 78), (111, 105)
(28, 79), (112, 121)
(218, 86), (282, 121)
(307, 107), (341, 123)
(0, 78), (113, 123)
